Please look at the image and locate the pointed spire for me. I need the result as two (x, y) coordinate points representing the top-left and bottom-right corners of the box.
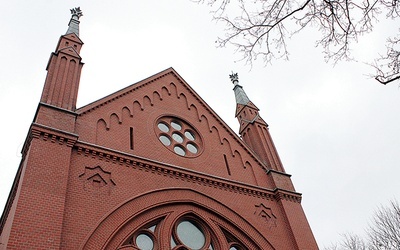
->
(229, 72), (250, 105)
(230, 73), (285, 172)
(66, 7), (83, 36)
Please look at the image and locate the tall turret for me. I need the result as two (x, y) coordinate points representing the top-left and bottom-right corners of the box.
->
(40, 7), (84, 111)
(230, 74), (318, 249)
(0, 10), (83, 249)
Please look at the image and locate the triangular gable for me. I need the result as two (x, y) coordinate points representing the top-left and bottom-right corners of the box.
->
(60, 33), (84, 46)
(57, 47), (81, 58)
(235, 102), (259, 118)
(75, 68), (272, 188)
(45, 34), (83, 71)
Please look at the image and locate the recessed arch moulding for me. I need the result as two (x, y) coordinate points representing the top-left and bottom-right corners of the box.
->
(82, 188), (276, 249)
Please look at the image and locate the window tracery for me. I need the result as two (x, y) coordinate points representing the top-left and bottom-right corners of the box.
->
(119, 214), (246, 250)
(155, 116), (203, 157)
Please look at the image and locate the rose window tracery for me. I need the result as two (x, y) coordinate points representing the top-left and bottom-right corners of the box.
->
(155, 116), (203, 157)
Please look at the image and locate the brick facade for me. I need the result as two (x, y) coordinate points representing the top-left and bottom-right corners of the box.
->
(0, 10), (318, 250)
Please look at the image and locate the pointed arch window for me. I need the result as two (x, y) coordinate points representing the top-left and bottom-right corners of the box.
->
(84, 190), (273, 249)
(118, 214), (246, 250)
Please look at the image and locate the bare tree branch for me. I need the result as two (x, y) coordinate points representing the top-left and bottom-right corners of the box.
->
(195, 0), (400, 84)
(367, 200), (400, 249)
(372, 33), (400, 84)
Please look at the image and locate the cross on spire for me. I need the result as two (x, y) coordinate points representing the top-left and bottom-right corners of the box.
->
(70, 7), (83, 19)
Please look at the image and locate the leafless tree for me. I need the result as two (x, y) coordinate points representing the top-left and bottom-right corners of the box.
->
(324, 200), (400, 250)
(325, 233), (367, 250)
(196, 0), (400, 84)
(367, 200), (400, 249)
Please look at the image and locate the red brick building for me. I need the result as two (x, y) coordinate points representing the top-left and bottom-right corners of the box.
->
(0, 8), (318, 250)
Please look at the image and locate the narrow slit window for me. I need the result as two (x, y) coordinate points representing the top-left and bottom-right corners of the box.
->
(224, 154), (231, 176)
(130, 127), (134, 150)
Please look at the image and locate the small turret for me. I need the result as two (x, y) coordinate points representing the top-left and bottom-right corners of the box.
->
(230, 73), (285, 172)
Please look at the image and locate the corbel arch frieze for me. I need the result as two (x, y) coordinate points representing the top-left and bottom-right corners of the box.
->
(178, 92), (191, 110)
(221, 137), (234, 157)
(143, 95), (153, 108)
(189, 103), (200, 121)
(132, 100), (143, 111)
(153, 90), (162, 102)
(161, 86), (171, 98)
(169, 82), (179, 99)
(109, 113), (122, 126)
(211, 126), (224, 145)
(121, 106), (133, 121)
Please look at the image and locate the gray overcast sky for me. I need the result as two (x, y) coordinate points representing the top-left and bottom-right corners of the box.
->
(1, 1), (399, 248)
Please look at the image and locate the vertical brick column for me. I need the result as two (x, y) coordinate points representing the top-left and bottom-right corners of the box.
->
(276, 192), (319, 250)
(6, 129), (76, 249)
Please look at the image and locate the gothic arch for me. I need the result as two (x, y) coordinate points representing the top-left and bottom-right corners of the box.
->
(161, 86), (171, 97)
(178, 93), (190, 110)
(189, 104), (200, 121)
(96, 118), (107, 144)
(82, 188), (274, 250)
(110, 113), (121, 128)
(122, 106), (133, 122)
(234, 150), (245, 168)
(169, 82), (179, 98)
(133, 100), (143, 112)
(199, 115), (211, 131)
(221, 137), (234, 156)
(143, 95), (153, 108)
(211, 126), (223, 145)
(153, 91), (162, 102)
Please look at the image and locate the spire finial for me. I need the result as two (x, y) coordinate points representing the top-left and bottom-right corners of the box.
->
(70, 7), (83, 20)
(66, 7), (83, 36)
(229, 72), (239, 86)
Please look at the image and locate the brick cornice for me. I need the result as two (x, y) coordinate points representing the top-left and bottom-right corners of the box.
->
(30, 123), (78, 145)
(267, 169), (292, 178)
(274, 189), (302, 203)
(21, 124), (79, 158)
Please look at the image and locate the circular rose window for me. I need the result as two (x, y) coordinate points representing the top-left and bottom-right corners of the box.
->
(156, 116), (203, 157)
